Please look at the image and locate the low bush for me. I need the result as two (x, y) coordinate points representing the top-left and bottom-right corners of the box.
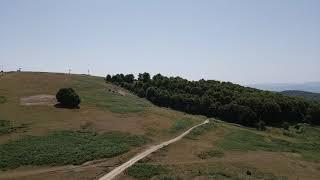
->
(0, 120), (14, 135)
(56, 88), (81, 108)
(127, 163), (169, 179)
(0, 96), (7, 104)
(198, 149), (224, 159)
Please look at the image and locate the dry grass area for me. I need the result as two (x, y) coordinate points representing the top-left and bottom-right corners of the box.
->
(1, 72), (320, 180)
(0, 72), (202, 142)
(0, 72), (204, 179)
(20, 95), (57, 106)
(118, 122), (320, 180)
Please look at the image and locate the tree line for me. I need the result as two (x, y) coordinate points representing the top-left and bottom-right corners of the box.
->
(105, 73), (320, 129)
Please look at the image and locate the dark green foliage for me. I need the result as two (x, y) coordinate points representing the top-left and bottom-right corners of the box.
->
(282, 122), (290, 130)
(127, 163), (169, 179)
(56, 88), (81, 108)
(0, 96), (7, 104)
(0, 131), (149, 169)
(138, 72), (151, 83)
(105, 74), (112, 82)
(107, 73), (320, 128)
(256, 121), (266, 131)
(281, 90), (320, 102)
(124, 74), (135, 83)
(0, 120), (14, 135)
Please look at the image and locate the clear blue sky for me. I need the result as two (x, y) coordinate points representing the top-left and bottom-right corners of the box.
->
(1, 0), (319, 84)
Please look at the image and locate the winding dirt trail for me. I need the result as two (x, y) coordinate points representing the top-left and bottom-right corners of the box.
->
(98, 119), (210, 180)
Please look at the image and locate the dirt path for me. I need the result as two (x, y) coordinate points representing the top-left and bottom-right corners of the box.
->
(98, 119), (210, 180)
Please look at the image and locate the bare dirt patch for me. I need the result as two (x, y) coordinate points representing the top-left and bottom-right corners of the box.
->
(117, 90), (128, 96)
(20, 95), (57, 106)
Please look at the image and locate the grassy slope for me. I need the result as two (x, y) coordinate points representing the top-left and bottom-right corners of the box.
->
(0, 72), (202, 140)
(0, 72), (203, 171)
(123, 121), (320, 180)
(1, 72), (320, 180)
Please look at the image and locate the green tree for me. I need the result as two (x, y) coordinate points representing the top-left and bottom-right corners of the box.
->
(56, 88), (81, 108)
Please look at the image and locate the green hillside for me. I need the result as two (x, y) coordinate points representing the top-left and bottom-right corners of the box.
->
(107, 73), (320, 128)
(1, 72), (320, 180)
(281, 90), (320, 102)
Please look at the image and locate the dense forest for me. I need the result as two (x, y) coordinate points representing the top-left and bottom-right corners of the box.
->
(281, 90), (320, 102)
(106, 73), (320, 129)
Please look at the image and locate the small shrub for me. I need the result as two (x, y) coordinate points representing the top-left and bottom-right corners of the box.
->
(198, 149), (224, 159)
(256, 121), (266, 131)
(127, 163), (169, 179)
(0, 96), (7, 104)
(282, 130), (296, 138)
(56, 88), (81, 108)
(246, 170), (252, 176)
(0, 120), (14, 135)
(282, 122), (290, 130)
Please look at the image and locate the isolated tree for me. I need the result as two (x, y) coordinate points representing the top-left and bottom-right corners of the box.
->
(106, 75), (112, 82)
(56, 88), (81, 108)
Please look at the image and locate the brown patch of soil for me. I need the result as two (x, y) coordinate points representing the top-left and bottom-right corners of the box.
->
(20, 95), (57, 106)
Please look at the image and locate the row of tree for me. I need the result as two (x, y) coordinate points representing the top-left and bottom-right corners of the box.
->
(106, 73), (320, 129)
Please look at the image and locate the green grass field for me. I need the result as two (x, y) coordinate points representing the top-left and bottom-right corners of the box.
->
(127, 163), (169, 179)
(186, 121), (215, 139)
(0, 131), (149, 169)
(169, 118), (193, 133)
(72, 76), (151, 113)
(217, 126), (320, 162)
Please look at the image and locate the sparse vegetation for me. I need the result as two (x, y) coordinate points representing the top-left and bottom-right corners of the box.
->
(186, 122), (215, 139)
(217, 128), (320, 161)
(82, 90), (150, 113)
(0, 96), (6, 104)
(170, 119), (193, 133)
(175, 162), (287, 180)
(0, 120), (14, 135)
(56, 88), (81, 108)
(0, 131), (149, 169)
(72, 76), (151, 113)
(127, 163), (169, 179)
(198, 149), (224, 159)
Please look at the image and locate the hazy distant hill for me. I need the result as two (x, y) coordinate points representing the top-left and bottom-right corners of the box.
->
(249, 82), (320, 93)
(281, 90), (320, 102)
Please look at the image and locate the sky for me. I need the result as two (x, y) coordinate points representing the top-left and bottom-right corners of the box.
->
(0, 0), (319, 85)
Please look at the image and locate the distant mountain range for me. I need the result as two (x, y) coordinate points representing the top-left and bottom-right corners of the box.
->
(280, 90), (320, 102)
(249, 82), (320, 93)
